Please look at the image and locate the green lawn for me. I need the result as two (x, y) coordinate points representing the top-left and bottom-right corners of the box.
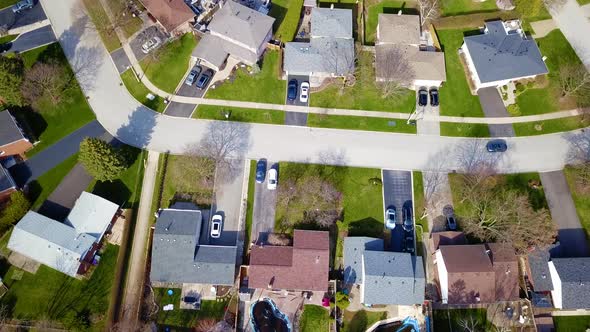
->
(160, 155), (215, 209)
(564, 167), (590, 241)
(412, 171), (428, 232)
(28, 154), (79, 209)
(15, 43), (95, 157)
(437, 29), (484, 117)
(0, 244), (119, 330)
(82, 0), (121, 52)
(104, 0), (143, 38)
(440, 122), (490, 137)
(194, 105), (285, 124)
(514, 116), (589, 136)
(0, 34), (17, 44)
(433, 309), (492, 332)
(153, 288), (227, 327)
(365, 1), (416, 45)
(121, 69), (166, 113)
(514, 0), (551, 21)
(270, 0), (304, 42)
(311, 51), (416, 112)
(140, 34), (197, 94)
(308, 114), (417, 133)
(243, 160), (257, 262)
(300, 305), (331, 332)
(441, 0), (497, 16)
(0, 0), (17, 9)
(342, 310), (387, 332)
(554, 315), (590, 331)
(206, 51), (285, 104)
(578, 0), (590, 5)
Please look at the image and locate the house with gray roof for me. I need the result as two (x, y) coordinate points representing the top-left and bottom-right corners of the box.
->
(460, 19), (548, 90)
(0, 164), (17, 202)
(343, 237), (384, 284)
(549, 257), (590, 309)
(0, 110), (33, 158)
(192, 0), (274, 70)
(150, 205), (237, 289)
(283, 6), (354, 86)
(7, 192), (119, 277)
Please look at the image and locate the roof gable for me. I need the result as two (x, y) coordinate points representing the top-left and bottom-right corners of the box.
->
(377, 14), (420, 45)
(0, 111), (27, 148)
(311, 7), (352, 38)
(65, 192), (119, 239)
(140, 0), (195, 32)
(343, 237), (384, 284)
(552, 257), (590, 309)
(208, 1), (274, 49)
(440, 245), (493, 272)
(0, 165), (16, 193)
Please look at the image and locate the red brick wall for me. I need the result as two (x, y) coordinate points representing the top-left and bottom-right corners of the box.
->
(0, 139), (33, 158)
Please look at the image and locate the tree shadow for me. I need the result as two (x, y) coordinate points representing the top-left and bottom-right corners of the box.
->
(269, 4), (289, 39)
(91, 179), (132, 207)
(347, 217), (383, 238)
(9, 106), (47, 144)
(116, 106), (157, 149)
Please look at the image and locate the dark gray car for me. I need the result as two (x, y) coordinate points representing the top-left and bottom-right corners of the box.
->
(255, 159), (267, 183)
(486, 139), (508, 152)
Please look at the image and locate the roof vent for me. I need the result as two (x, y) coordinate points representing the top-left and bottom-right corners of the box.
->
(541, 274), (546, 279)
(315, 256), (320, 264)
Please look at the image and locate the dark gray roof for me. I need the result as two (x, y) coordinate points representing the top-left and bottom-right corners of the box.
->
(527, 248), (553, 292)
(0, 165), (16, 193)
(311, 7), (352, 38)
(192, 34), (230, 69)
(343, 237), (384, 284)
(552, 257), (590, 309)
(363, 251), (425, 305)
(0, 111), (26, 147)
(463, 20), (548, 83)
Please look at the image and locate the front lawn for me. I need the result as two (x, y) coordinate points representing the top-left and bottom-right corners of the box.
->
(28, 154), (79, 209)
(0, 34), (17, 44)
(194, 105), (285, 124)
(564, 166), (590, 240)
(16, 43), (96, 156)
(441, 0), (497, 16)
(121, 69), (166, 113)
(82, 0), (121, 52)
(342, 310), (387, 332)
(365, 1), (416, 45)
(308, 114), (417, 133)
(270, 0), (304, 42)
(0, 244), (119, 330)
(440, 122), (490, 137)
(311, 51), (416, 112)
(578, 0), (590, 5)
(514, 0), (551, 21)
(0, 0), (17, 9)
(160, 154), (215, 208)
(433, 309), (492, 332)
(514, 116), (589, 136)
(153, 288), (227, 327)
(244, 160), (257, 261)
(206, 51), (285, 104)
(553, 315), (590, 331)
(436, 29), (484, 117)
(300, 305), (331, 332)
(140, 34), (197, 94)
(104, 0), (144, 38)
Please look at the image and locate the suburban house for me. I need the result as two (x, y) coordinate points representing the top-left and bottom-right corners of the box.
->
(140, 0), (195, 34)
(343, 237), (425, 306)
(150, 204), (237, 293)
(434, 243), (519, 304)
(525, 248), (554, 307)
(548, 257), (590, 310)
(375, 13), (446, 89)
(8, 192), (120, 277)
(460, 19), (548, 90)
(0, 111), (33, 158)
(283, 7), (354, 86)
(248, 230), (329, 292)
(192, 0), (274, 71)
(0, 164), (17, 201)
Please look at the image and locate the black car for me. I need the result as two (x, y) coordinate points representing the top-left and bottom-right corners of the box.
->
(429, 88), (439, 106)
(418, 88), (428, 106)
(287, 79), (298, 101)
(255, 159), (267, 183)
(486, 139), (508, 152)
(196, 69), (214, 90)
(183, 296), (198, 303)
(402, 205), (413, 232)
(403, 235), (415, 254)
(0, 42), (12, 53)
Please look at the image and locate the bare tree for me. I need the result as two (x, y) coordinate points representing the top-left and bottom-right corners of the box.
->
(417, 0), (440, 27)
(322, 40), (357, 88)
(197, 121), (251, 178)
(21, 62), (71, 105)
(543, 0), (567, 11)
(457, 315), (480, 332)
(376, 46), (415, 99)
(195, 318), (217, 332)
(559, 63), (590, 106)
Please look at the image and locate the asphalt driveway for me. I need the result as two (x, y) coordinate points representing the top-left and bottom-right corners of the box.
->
(0, 0), (46, 29)
(128, 26), (167, 62)
(37, 163), (93, 220)
(285, 74), (309, 126)
(477, 87), (515, 137)
(163, 102), (196, 118)
(8, 25), (55, 53)
(164, 64), (215, 118)
(251, 159), (278, 244)
(382, 169), (414, 252)
(110, 47), (131, 74)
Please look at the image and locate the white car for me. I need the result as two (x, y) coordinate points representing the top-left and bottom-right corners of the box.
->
(267, 168), (277, 190)
(141, 37), (161, 54)
(210, 214), (223, 238)
(299, 81), (310, 103)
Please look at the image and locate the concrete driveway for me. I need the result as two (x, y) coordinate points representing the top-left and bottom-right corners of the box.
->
(541, 170), (590, 257)
(0, 0), (46, 29)
(477, 87), (515, 137)
(382, 169), (414, 252)
(8, 25), (55, 53)
(251, 159), (278, 244)
(285, 74), (309, 126)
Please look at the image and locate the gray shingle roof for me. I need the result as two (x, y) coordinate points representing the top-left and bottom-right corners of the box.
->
(552, 257), (590, 309)
(343, 237), (384, 284)
(192, 34), (230, 69)
(311, 7), (352, 38)
(0, 165), (16, 193)
(65, 192), (119, 240)
(284, 37), (354, 75)
(0, 111), (26, 148)
(363, 251), (425, 305)
(463, 20), (548, 84)
(527, 248), (553, 292)
(377, 14), (420, 45)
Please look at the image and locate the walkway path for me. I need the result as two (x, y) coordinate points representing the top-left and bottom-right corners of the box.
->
(550, 0), (590, 71)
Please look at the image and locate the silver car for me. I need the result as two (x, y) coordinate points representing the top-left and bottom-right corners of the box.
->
(12, 0), (33, 13)
(141, 36), (161, 54)
(385, 206), (396, 230)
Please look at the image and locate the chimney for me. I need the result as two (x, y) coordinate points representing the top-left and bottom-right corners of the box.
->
(397, 9), (402, 15)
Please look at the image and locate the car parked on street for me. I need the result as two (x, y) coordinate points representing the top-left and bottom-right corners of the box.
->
(418, 88), (428, 106)
(196, 69), (214, 90)
(184, 67), (202, 86)
(141, 36), (161, 54)
(300, 81), (309, 103)
(287, 79), (298, 101)
(402, 205), (413, 232)
(429, 88), (439, 107)
(385, 206), (396, 230)
(267, 168), (277, 190)
(210, 214), (223, 238)
(12, 0), (33, 13)
(255, 159), (267, 183)
(486, 139), (508, 152)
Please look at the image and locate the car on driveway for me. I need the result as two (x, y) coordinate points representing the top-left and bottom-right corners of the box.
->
(402, 205), (413, 232)
(429, 88), (439, 107)
(287, 79), (298, 101)
(255, 159), (267, 183)
(418, 88), (428, 106)
(184, 67), (202, 86)
(385, 206), (396, 230)
(12, 0), (33, 13)
(267, 168), (277, 190)
(300, 81), (309, 103)
(196, 69), (214, 90)
(447, 214), (457, 231)
(403, 235), (415, 254)
(486, 139), (508, 152)
(141, 36), (161, 54)
(211, 214), (223, 238)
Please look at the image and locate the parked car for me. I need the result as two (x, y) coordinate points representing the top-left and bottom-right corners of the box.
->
(418, 88), (428, 106)
(403, 236), (415, 254)
(141, 36), (161, 54)
(12, 0), (33, 13)
(267, 168), (278, 190)
(486, 139), (508, 152)
(0, 42), (12, 53)
(183, 296), (198, 303)
(402, 205), (413, 232)
(385, 206), (396, 230)
(184, 67), (202, 86)
(447, 214), (457, 231)
(210, 214), (223, 238)
(429, 88), (439, 107)
(287, 79), (298, 101)
(255, 159), (267, 183)
(196, 69), (214, 90)
(300, 81), (310, 103)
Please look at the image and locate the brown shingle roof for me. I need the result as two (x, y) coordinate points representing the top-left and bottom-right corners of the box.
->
(293, 229), (330, 250)
(249, 246), (293, 266)
(430, 231), (466, 252)
(140, 0), (194, 32)
(440, 245), (493, 273)
(486, 243), (520, 301)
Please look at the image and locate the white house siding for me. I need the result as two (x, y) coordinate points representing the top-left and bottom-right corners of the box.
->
(434, 250), (449, 304)
(549, 261), (563, 309)
(360, 254), (366, 304)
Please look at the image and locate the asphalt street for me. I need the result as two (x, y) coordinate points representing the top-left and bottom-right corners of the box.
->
(285, 74), (309, 126)
(478, 87), (515, 137)
(251, 159), (278, 244)
(8, 24), (55, 53)
(111, 47), (131, 74)
(382, 169), (414, 252)
(0, 0), (46, 29)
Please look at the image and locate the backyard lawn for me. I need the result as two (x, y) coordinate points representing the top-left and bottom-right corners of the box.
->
(104, 0), (144, 38)
(440, 0), (497, 16)
(308, 114), (417, 133)
(140, 34), (197, 94)
(121, 69), (166, 113)
(564, 167), (590, 240)
(440, 122), (490, 137)
(270, 0), (304, 42)
(436, 29), (484, 117)
(342, 310), (387, 332)
(514, 116), (589, 136)
(0, 244), (119, 330)
(153, 288), (227, 327)
(16, 43), (96, 156)
(553, 315), (590, 331)
(300, 305), (331, 332)
(365, 0), (416, 45)
(433, 309), (492, 332)
(206, 51), (285, 104)
(28, 154), (79, 209)
(82, 0), (121, 52)
(194, 105), (285, 124)
(311, 51), (416, 112)
(159, 154), (215, 209)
